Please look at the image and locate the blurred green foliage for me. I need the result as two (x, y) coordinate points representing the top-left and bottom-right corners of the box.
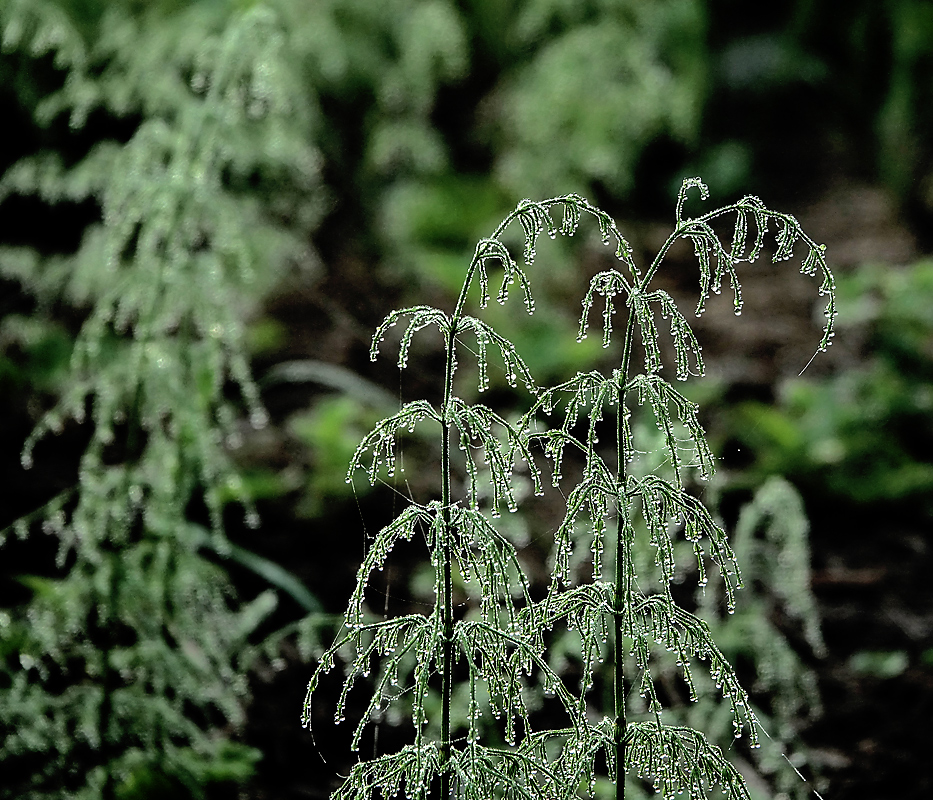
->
(1, 0), (322, 795)
(290, 395), (381, 517)
(1, 546), (272, 799)
(489, 0), (707, 199)
(0, 315), (72, 392)
(731, 261), (933, 512)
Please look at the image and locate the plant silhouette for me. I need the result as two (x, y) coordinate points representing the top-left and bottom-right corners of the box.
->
(303, 179), (835, 800)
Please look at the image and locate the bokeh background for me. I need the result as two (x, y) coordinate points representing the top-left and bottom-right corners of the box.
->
(1, 1), (932, 798)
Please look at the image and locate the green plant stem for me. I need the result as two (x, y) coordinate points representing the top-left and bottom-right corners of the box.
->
(439, 323), (458, 800)
(613, 304), (638, 800)
(432, 207), (516, 796)
(440, 454), (453, 800)
(435, 214), (495, 798)
(613, 520), (626, 800)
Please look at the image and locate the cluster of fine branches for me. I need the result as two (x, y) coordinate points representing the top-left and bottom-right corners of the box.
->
(303, 178), (835, 799)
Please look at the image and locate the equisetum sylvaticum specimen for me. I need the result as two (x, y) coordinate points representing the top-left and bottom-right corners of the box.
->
(302, 178), (835, 800)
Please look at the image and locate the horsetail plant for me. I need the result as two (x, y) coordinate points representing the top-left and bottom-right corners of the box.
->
(302, 178), (836, 800)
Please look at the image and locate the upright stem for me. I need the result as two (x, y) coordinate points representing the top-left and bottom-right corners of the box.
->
(431, 204), (546, 797)
(439, 447), (453, 799)
(437, 242), (486, 798)
(613, 311), (637, 800)
(612, 400), (627, 800)
(613, 516), (626, 800)
(439, 324), (458, 800)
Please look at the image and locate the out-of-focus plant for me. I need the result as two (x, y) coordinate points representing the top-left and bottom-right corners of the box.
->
(866, 0), (933, 200)
(263, 359), (400, 518)
(490, 0), (708, 200)
(0, 1), (325, 796)
(696, 476), (825, 800)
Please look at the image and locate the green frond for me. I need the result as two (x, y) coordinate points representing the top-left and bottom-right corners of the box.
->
(629, 287), (665, 374)
(458, 619), (581, 746)
(745, 198), (770, 263)
(451, 507), (534, 630)
(470, 237), (518, 310)
(348, 400), (443, 484)
(624, 722), (751, 800)
(631, 474), (742, 606)
(330, 743), (440, 800)
(304, 614), (434, 740)
(627, 373), (715, 482)
(450, 741), (571, 800)
(625, 593), (759, 745)
(662, 179), (836, 353)
(489, 194), (638, 289)
(525, 366), (715, 489)
(447, 398), (542, 513)
(578, 270), (632, 348)
(548, 475), (617, 587)
(540, 581), (616, 633)
(646, 290), (706, 381)
(515, 197), (559, 264)
(328, 739), (575, 800)
(682, 218), (742, 317)
(523, 369), (622, 482)
(346, 504), (435, 626)
(773, 215), (800, 262)
(457, 315), (537, 394)
(547, 583), (615, 697)
(464, 230), (536, 316)
(371, 305), (452, 368)
(543, 719), (618, 797)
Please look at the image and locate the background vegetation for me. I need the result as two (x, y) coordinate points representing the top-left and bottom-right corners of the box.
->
(1, 0), (931, 798)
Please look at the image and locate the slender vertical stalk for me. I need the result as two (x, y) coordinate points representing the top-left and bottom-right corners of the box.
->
(613, 310), (637, 800)
(612, 514), (626, 800)
(439, 321), (459, 800)
(436, 249), (484, 799)
(440, 430), (453, 800)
